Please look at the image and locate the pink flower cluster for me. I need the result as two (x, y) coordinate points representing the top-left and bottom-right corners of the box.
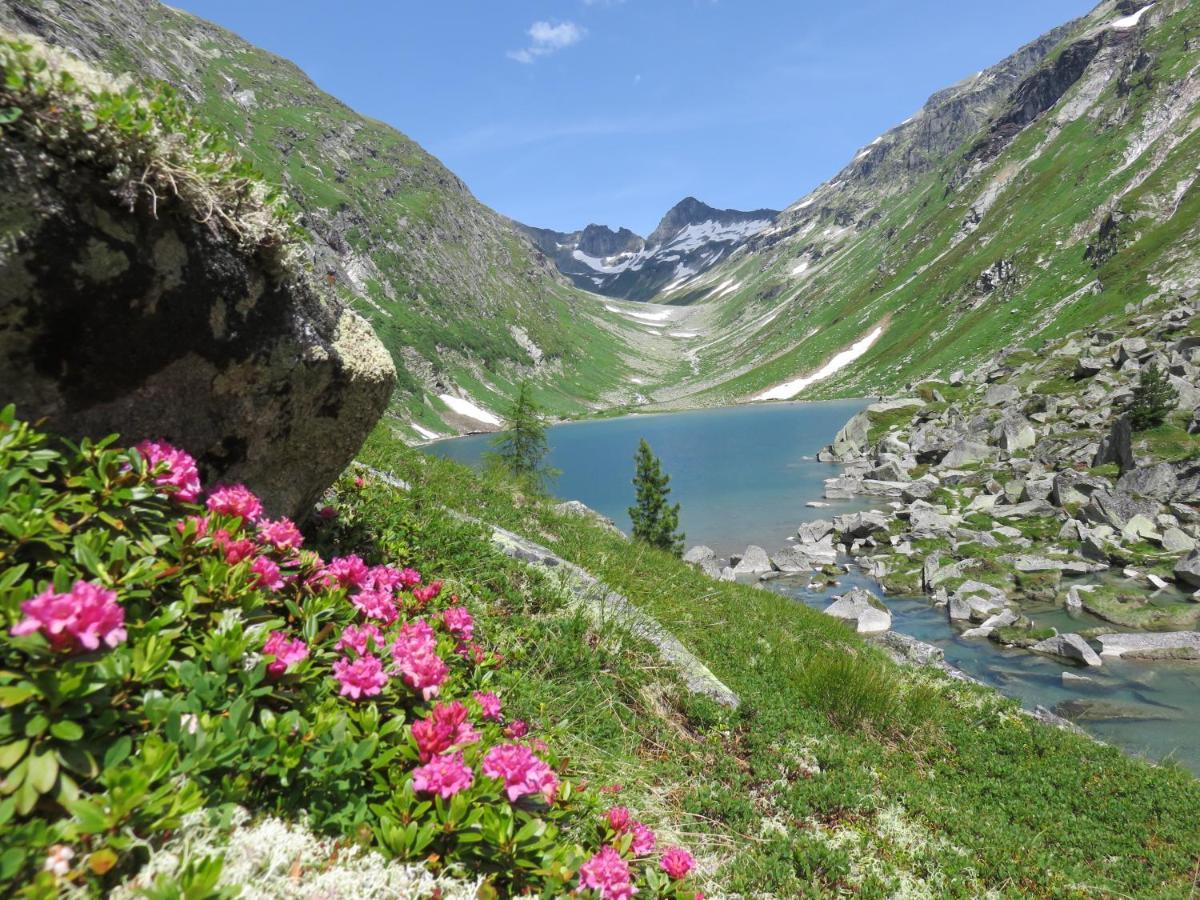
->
(337, 623), (384, 655)
(411, 751), (474, 798)
(136, 440), (202, 502)
(11, 581), (126, 653)
(578, 846), (637, 900)
(482, 743), (558, 804)
(263, 630), (308, 676)
(659, 847), (695, 880)
(604, 806), (655, 854)
(441, 605), (474, 641)
(332, 654), (389, 699)
(411, 700), (480, 762)
(391, 619), (448, 699)
(206, 484), (264, 523)
(258, 517), (304, 552)
(473, 691), (502, 721)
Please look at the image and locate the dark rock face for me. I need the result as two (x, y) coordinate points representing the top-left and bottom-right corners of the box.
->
(1, 130), (395, 518)
(1093, 416), (1135, 473)
(969, 33), (1112, 163)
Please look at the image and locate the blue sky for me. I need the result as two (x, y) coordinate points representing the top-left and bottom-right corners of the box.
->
(173, 0), (1095, 236)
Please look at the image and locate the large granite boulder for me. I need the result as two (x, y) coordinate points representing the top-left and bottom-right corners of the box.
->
(1032, 633), (1103, 667)
(0, 55), (395, 518)
(824, 587), (891, 634)
(731, 545), (774, 575)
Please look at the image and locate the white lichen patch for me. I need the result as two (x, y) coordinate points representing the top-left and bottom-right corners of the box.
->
(112, 807), (481, 899)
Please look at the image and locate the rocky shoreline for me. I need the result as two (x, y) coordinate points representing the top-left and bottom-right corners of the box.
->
(686, 295), (1200, 677)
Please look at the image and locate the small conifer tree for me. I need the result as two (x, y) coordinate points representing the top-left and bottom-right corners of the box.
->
(1127, 363), (1178, 431)
(628, 438), (684, 556)
(487, 381), (558, 492)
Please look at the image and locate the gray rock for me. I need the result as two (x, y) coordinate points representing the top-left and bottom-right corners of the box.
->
(833, 510), (890, 540)
(555, 500), (624, 536)
(1074, 357), (1108, 379)
(901, 480), (938, 502)
(824, 587), (892, 634)
(824, 476), (864, 499)
(1174, 550), (1200, 588)
(872, 631), (944, 665)
(1032, 634), (1103, 667)
(868, 460), (910, 482)
(797, 519), (834, 544)
(1051, 472), (1109, 507)
(948, 582), (1008, 622)
(991, 499), (1056, 519)
(0, 121), (396, 518)
(1121, 515), (1161, 543)
(824, 410), (871, 461)
(984, 383), (1021, 406)
(940, 440), (995, 468)
(731, 545), (774, 575)
(682, 545), (716, 565)
(1097, 632), (1200, 660)
(1161, 527), (1196, 553)
(718, 566), (736, 582)
(998, 417), (1037, 452)
(772, 539), (838, 573)
(1084, 490), (1159, 531)
(1093, 416), (1135, 473)
(1116, 463), (1178, 502)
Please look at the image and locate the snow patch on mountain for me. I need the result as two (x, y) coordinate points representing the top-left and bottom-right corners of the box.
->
(438, 394), (502, 426)
(754, 326), (885, 401)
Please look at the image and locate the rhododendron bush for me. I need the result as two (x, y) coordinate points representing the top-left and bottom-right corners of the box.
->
(0, 407), (698, 898)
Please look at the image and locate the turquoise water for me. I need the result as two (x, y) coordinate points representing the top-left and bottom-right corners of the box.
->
(427, 401), (1200, 773)
(426, 399), (875, 557)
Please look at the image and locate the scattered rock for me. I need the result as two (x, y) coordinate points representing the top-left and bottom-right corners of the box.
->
(824, 587), (892, 634)
(731, 545), (774, 575)
(1096, 632), (1200, 660)
(1031, 633), (1103, 667)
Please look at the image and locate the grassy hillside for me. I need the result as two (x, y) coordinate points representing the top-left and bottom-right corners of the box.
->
(0, 0), (651, 436)
(356, 426), (1200, 896)
(641, 0), (1200, 408)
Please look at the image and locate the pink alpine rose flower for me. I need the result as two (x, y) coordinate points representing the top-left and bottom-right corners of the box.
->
(206, 485), (264, 523)
(411, 579), (443, 606)
(504, 719), (528, 739)
(577, 846), (637, 900)
(630, 822), (656, 856)
(441, 605), (474, 641)
(365, 564), (404, 593)
(605, 806), (632, 833)
(257, 517), (304, 552)
(332, 653), (388, 699)
(660, 847), (695, 880)
(212, 529), (256, 564)
(350, 589), (398, 624)
(319, 555), (370, 590)
(482, 744), (558, 803)
(473, 690), (502, 721)
(250, 556), (284, 592)
(175, 515), (211, 539)
(398, 567), (422, 588)
(263, 631), (308, 676)
(337, 623), (384, 655)
(411, 752), (474, 799)
(11, 581), (126, 653)
(411, 701), (480, 761)
(136, 440), (202, 502)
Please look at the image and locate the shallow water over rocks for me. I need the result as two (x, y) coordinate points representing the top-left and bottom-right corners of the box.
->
(428, 401), (1200, 773)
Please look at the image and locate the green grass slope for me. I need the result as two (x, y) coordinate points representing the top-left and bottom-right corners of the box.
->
(653, 0), (1200, 408)
(357, 427), (1200, 896)
(0, 0), (642, 436)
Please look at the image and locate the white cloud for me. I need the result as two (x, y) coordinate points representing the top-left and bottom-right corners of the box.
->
(508, 20), (586, 64)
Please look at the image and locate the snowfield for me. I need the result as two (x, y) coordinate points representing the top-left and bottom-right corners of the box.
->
(1111, 3), (1154, 29)
(438, 394), (502, 426)
(754, 325), (885, 401)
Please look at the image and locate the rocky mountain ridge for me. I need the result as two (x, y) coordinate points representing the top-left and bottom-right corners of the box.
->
(518, 197), (777, 301)
(627, 0), (1200, 416)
